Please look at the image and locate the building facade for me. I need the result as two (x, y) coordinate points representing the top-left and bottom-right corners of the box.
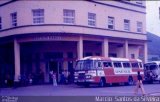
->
(0, 0), (147, 85)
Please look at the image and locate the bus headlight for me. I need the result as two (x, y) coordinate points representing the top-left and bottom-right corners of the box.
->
(74, 76), (78, 79)
(85, 75), (92, 79)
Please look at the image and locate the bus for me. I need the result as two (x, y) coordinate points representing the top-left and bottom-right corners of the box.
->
(74, 56), (144, 87)
(144, 61), (160, 83)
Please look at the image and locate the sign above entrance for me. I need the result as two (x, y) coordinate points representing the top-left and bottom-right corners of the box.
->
(34, 35), (62, 41)
(17, 34), (79, 42)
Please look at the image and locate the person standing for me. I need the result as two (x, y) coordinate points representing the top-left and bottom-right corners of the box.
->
(52, 72), (57, 86)
(50, 71), (57, 86)
(134, 71), (146, 95)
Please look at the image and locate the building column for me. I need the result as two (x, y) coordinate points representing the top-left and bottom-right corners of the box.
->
(14, 39), (20, 82)
(124, 40), (128, 58)
(77, 36), (83, 59)
(144, 42), (148, 63)
(102, 38), (108, 57)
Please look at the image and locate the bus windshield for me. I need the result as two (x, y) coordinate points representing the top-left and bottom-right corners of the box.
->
(75, 60), (94, 70)
(149, 64), (157, 70)
(145, 63), (157, 70)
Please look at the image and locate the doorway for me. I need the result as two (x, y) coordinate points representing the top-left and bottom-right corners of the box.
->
(48, 60), (62, 84)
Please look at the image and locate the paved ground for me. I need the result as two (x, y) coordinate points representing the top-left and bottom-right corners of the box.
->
(0, 83), (160, 96)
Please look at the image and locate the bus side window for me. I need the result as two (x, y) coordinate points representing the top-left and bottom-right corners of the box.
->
(131, 62), (139, 68)
(103, 62), (112, 68)
(123, 62), (131, 68)
(113, 62), (122, 68)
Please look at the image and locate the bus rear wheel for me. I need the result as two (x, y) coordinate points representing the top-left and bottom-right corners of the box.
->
(99, 78), (106, 87)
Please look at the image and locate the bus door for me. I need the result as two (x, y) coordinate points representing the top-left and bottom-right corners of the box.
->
(95, 61), (104, 76)
(102, 61), (113, 75)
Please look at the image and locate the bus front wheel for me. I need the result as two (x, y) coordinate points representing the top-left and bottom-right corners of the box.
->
(84, 83), (90, 87)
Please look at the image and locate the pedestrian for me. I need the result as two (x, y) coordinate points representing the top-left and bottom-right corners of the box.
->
(134, 71), (146, 95)
(50, 71), (57, 86)
(28, 73), (33, 85)
(60, 71), (65, 84)
(64, 70), (69, 84)
(53, 72), (57, 86)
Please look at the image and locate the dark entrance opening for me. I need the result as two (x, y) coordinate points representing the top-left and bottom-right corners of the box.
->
(49, 61), (57, 83)
(44, 52), (63, 84)
(48, 60), (63, 84)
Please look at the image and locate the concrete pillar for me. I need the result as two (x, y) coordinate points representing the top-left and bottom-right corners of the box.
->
(144, 42), (148, 63)
(124, 40), (128, 58)
(102, 38), (108, 57)
(77, 36), (83, 59)
(14, 39), (20, 82)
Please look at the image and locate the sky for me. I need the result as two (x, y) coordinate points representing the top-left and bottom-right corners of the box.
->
(146, 1), (160, 37)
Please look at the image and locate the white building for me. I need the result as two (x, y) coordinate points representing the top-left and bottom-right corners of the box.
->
(0, 0), (147, 85)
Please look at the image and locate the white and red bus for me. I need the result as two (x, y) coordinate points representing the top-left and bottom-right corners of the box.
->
(74, 56), (144, 87)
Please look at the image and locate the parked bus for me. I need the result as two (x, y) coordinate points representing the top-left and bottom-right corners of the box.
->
(74, 56), (144, 87)
(144, 61), (160, 83)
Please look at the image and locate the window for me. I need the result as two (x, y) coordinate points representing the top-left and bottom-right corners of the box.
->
(32, 9), (44, 24)
(108, 16), (114, 29)
(137, 21), (142, 32)
(136, 1), (142, 5)
(63, 9), (75, 24)
(88, 12), (96, 26)
(113, 62), (122, 68)
(123, 62), (130, 68)
(0, 17), (2, 29)
(131, 62), (139, 68)
(83, 60), (94, 70)
(124, 19), (130, 31)
(76, 61), (83, 70)
(103, 62), (112, 67)
(10, 12), (17, 27)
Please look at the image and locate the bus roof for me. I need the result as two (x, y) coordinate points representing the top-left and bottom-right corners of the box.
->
(80, 56), (110, 61)
(78, 56), (142, 62)
(145, 61), (160, 65)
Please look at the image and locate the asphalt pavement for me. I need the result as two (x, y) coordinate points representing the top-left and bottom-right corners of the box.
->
(0, 83), (160, 96)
